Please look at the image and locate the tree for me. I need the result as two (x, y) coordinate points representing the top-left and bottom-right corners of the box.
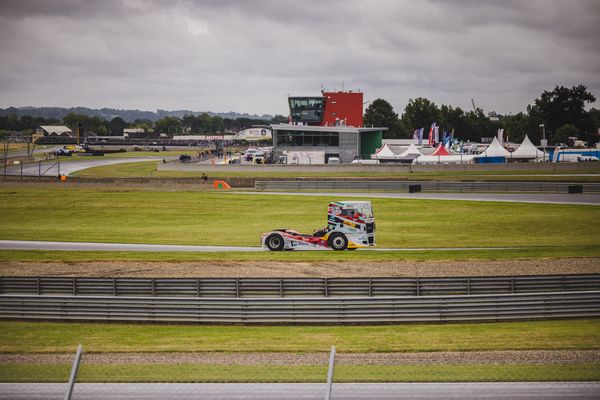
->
(154, 116), (183, 134)
(529, 84), (596, 142)
(364, 98), (402, 138)
(552, 124), (579, 145)
(400, 98), (441, 133)
(109, 117), (128, 136)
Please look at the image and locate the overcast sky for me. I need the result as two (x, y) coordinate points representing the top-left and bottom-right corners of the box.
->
(0, 0), (598, 117)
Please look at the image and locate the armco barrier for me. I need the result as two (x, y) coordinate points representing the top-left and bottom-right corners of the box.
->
(254, 180), (600, 193)
(0, 291), (598, 323)
(1, 274), (599, 298)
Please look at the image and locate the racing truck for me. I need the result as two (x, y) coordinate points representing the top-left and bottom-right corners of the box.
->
(261, 201), (375, 251)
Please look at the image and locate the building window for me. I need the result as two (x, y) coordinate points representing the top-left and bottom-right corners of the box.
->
(288, 97), (325, 123)
(276, 130), (339, 147)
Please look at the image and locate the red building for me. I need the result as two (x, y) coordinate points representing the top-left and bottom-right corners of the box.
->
(288, 90), (364, 127)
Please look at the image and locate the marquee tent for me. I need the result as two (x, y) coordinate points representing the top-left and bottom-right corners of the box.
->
(475, 137), (511, 163)
(372, 143), (398, 161)
(413, 154), (476, 164)
(510, 135), (548, 161)
(395, 143), (423, 163)
(429, 145), (450, 156)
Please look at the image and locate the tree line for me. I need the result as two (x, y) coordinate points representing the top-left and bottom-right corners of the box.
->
(0, 112), (288, 137)
(364, 84), (600, 145)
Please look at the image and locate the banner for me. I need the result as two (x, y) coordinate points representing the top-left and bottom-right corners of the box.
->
(428, 123), (436, 145)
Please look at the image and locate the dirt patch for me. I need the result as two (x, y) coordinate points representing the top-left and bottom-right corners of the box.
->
(0, 258), (599, 278)
(2, 350), (599, 366)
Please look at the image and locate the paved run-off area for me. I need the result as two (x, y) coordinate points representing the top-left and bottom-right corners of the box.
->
(1, 382), (599, 399)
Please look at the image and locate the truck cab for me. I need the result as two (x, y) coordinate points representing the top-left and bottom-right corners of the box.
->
(325, 201), (375, 249)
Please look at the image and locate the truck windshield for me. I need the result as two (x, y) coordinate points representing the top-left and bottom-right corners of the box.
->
(357, 204), (373, 218)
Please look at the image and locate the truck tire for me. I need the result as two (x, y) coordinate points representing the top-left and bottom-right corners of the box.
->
(266, 234), (285, 251)
(328, 233), (348, 251)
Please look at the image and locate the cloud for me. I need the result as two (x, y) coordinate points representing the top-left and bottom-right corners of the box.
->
(0, 0), (598, 115)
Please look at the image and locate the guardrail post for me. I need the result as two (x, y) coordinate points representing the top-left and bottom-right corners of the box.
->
(113, 278), (117, 296)
(279, 279), (284, 297)
(416, 279), (420, 296)
(152, 279), (156, 296)
(561, 276), (566, 292)
(64, 344), (83, 400)
(38, 161), (41, 179)
(324, 278), (329, 297)
(368, 279), (373, 297)
(324, 345), (336, 400)
(510, 276), (514, 293)
(196, 278), (201, 297)
(36, 277), (41, 295)
(235, 278), (240, 297)
(72, 278), (77, 296)
(467, 278), (470, 295)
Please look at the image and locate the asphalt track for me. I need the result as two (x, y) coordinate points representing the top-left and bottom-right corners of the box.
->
(240, 191), (600, 206)
(1, 382), (599, 399)
(0, 240), (514, 252)
(5, 157), (164, 176)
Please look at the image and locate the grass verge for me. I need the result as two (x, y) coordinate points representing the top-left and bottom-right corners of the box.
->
(1, 187), (599, 249)
(1, 319), (598, 353)
(72, 160), (600, 181)
(1, 363), (598, 383)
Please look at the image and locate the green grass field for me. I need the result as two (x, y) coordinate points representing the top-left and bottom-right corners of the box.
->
(2, 363), (599, 383)
(1, 187), (599, 251)
(1, 320), (599, 382)
(2, 320), (598, 353)
(71, 160), (600, 181)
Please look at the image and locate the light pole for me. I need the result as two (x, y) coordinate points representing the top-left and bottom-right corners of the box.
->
(539, 124), (546, 147)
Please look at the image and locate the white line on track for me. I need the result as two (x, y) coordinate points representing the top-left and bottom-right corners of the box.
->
(0, 240), (517, 252)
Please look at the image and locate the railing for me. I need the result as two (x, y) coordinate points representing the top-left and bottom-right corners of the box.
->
(254, 180), (600, 193)
(1, 274), (598, 298)
(0, 291), (598, 323)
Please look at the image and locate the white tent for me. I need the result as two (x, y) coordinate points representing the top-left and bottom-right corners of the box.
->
(372, 143), (397, 160)
(397, 143), (423, 159)
(511, 135), (548, 160)
(475, 137), (511, 158)
(412, 154), (476, 165)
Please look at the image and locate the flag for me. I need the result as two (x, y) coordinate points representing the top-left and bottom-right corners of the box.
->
(412, 129), (418, 143)
(428, 123), (436, 145)
(418, 128), (424, 145)
(443, 130), (451, 148)
(497, 128), (504, 145)
(434, 125), (439, 145)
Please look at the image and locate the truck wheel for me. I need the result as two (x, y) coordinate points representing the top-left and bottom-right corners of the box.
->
(266, 234), (285, 251)
(328, 233), (348, 251)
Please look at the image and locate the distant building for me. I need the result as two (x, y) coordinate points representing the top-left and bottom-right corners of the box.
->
(37, 125), (73, 137)
(288, 90), (364, 127)
(273, 90), (386, 163)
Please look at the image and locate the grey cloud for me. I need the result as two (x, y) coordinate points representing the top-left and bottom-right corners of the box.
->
(0, 0), (598, 115)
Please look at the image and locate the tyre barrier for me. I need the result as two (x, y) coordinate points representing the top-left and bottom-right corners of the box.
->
(0, 291), (599, 324)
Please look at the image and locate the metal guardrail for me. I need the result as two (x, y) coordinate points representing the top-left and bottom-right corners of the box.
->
(254, 180), (600, 193)
(1, 274), (599, 298)
(0, 291), (598, 323)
